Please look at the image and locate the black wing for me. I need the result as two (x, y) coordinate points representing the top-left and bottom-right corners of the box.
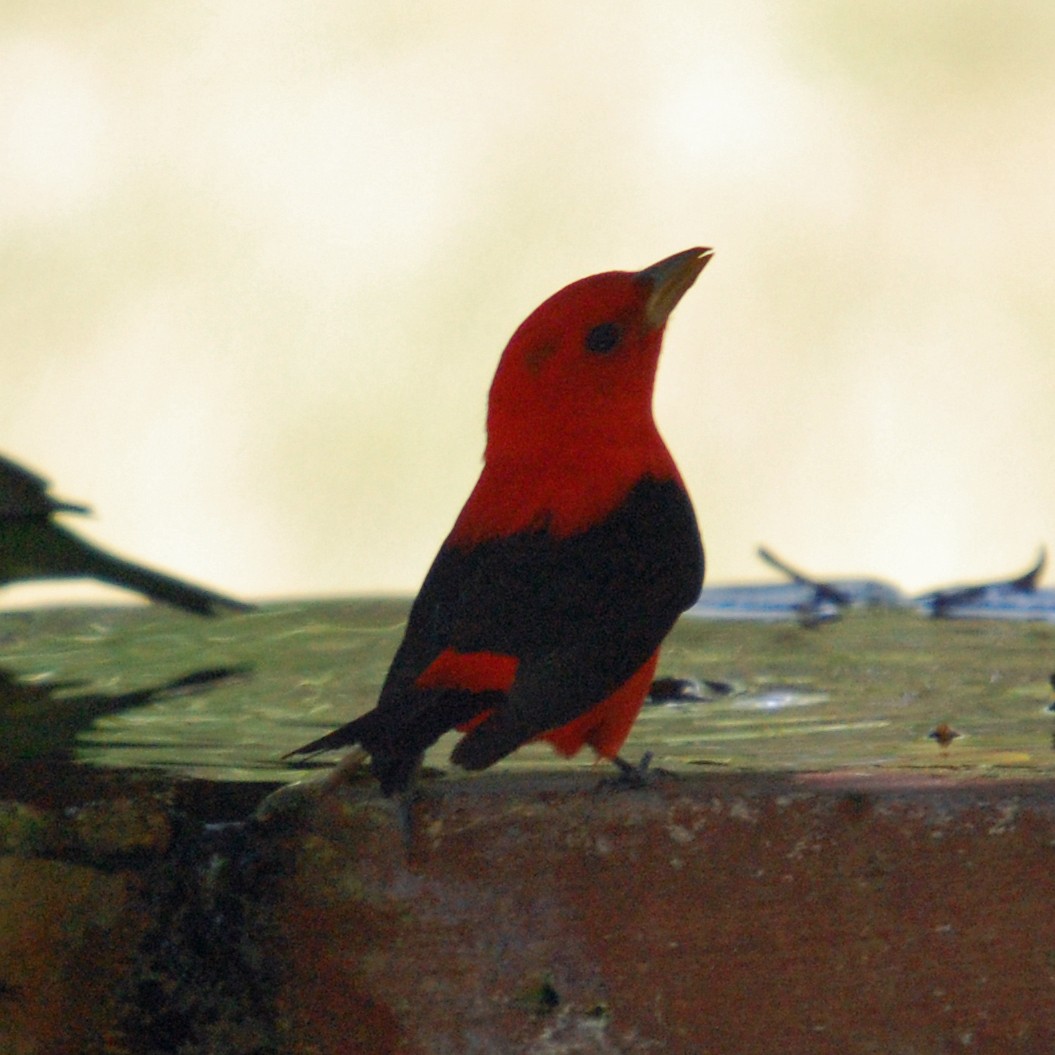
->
(446, 476), (702, 767)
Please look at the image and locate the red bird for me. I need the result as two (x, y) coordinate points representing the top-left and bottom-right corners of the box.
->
(285, 248), (710, 799)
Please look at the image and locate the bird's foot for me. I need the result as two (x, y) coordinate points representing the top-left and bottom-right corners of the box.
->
(252, 778), (323, 826)
(319, 746), (370, 791)
(255, 746), (371, 825)
(597, 751), (679, 791)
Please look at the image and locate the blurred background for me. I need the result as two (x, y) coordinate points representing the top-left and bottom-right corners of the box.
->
(3, 1), (1054, 608)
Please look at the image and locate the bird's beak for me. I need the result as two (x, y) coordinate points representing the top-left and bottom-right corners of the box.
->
(638, 247), (713, 329)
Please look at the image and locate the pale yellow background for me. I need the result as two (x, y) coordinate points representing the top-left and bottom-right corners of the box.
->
(3, 2), (1053, 607)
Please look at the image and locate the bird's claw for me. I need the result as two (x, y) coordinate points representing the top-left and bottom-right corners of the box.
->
(598, 751), (679, 791)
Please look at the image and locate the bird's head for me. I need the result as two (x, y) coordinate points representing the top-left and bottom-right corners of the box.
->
(485, 247), (712, 462)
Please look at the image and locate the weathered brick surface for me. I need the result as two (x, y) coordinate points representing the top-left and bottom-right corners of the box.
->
(3, 769), (1055, 1054)
(269, 772), (1055, 1055)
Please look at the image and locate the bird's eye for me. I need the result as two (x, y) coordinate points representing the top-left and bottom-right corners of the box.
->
(584, 322), (622, 355)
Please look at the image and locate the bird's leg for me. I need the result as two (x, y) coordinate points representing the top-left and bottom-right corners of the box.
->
(396, 790), (421, 855)
(321, 748), (425, 859)
(394, 754), (426, 855)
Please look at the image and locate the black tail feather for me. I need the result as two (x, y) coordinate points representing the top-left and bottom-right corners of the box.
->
(283, 687), (508, 795)
(280, 716), (372, 760)
(450, 711), (527, 771)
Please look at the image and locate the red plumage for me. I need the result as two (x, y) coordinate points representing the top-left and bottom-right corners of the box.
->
(286, 248), (711, 794)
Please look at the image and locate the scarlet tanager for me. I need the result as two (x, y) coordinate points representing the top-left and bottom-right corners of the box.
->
(0, 453), (254, 616)
(286, 248), (710, 795)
